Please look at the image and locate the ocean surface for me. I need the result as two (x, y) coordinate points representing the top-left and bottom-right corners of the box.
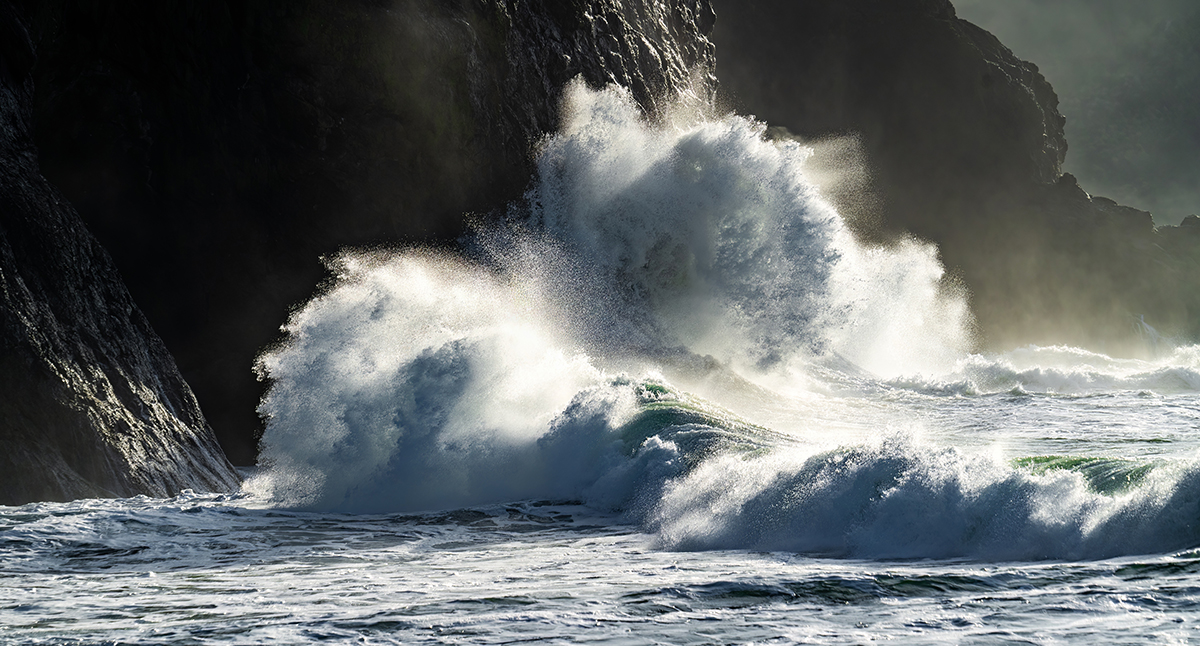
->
(4, 84), (1200, 644)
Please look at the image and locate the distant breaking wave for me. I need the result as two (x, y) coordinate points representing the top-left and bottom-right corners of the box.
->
(249, 82), (1200, 560)
(887, 344), (1200, 396)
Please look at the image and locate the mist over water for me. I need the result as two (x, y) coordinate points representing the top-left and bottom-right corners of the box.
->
(250, 83), (1200, 561)
(955, 0), (1200, 223)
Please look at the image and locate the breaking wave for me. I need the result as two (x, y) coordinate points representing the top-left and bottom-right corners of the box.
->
(249, 82), (1200, 560)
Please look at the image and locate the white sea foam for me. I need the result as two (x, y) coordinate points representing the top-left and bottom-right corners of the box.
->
(483, 81), (972, 380)
(249, 252), (670, 513)
(651, 434), (1200, 560)
(887, 344), (1200, 396)
(251, 83), (1200, 560)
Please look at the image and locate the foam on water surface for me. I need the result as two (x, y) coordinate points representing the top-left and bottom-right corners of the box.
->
(7, 51), (1200, 646)
(246, 83), (1200, 564)
(4, 493), (1200, 644)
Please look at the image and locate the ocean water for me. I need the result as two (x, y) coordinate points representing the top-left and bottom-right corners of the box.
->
(4, 83), (1200, 644)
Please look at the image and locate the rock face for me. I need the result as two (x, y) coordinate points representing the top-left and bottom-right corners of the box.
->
(14, 0), (1199, 485)
(0, 5), (240, 504)
(712, 0), (1200, 352)
(18, 0), (717, 463)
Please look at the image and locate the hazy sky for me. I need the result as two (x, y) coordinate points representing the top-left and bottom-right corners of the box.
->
(954, 0), (1200, 224)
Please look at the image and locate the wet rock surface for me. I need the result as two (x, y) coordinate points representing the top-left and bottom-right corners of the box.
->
(0, 3), (240, 504)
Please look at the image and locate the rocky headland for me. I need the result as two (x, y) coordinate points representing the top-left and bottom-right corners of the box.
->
(712, 0), (1200, 353)
(2, 0), (1198, 498)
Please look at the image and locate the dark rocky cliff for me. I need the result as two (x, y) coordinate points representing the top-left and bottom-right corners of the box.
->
(712, 0), (1200, 353)
(11, 0), (710, 463)
(17, 0), (716, 464)
(8, 0), (1199, 487)
(0, 4), (240, 504)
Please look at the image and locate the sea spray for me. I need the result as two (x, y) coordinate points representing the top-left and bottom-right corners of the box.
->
(650, 434), (1200, 560)
(483, 80), (973, 380)
(889, 344), (1200, 396)
(249, 252), (650, 513)
(253, 81), (969, 512)
(251, 82), (1200, 560)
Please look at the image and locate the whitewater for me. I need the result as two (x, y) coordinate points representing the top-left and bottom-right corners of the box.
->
(4, 83), (1200, 644)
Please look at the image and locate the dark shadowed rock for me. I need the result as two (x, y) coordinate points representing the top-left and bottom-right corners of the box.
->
(17, 0), (716, 464)
(0, 4), (240, 504)
(711, 0), (1200, 353)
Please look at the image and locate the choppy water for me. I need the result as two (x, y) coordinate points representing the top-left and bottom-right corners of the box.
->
(5, 411), (1200, 646)
(5, 83), (1200, 643)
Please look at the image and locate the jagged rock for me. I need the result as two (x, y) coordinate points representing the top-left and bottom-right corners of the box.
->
(19, 0), (716, 463)
(0, 5), (240, 504)
(712, 0), (1066, 235)
(711, 0), (1200, 352)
